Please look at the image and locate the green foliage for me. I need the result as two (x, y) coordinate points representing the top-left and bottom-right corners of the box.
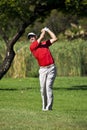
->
(0, 77), (87, 130)
(0, 0), (86, 42)
(65, 0), (87, 15)
(0, 0), (36, 40)
(26, 9), (87, 41)
(26, 10), (79, 38)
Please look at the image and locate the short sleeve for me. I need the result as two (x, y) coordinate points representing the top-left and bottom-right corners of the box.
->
(46, 40), (52, 47)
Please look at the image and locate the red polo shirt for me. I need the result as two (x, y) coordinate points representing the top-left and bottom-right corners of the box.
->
(30, 40), (54, 66)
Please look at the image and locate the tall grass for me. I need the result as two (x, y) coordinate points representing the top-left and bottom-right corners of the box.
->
(0, 41), (6, 64)
(52, 39), (87, 76)
(0, 39), (87, 78)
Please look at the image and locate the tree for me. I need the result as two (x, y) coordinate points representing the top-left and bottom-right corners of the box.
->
(0, 0), (65, 79)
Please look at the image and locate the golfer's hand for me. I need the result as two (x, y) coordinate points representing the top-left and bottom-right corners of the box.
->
(42, 27), (49, 32)
(40, 29), (45, 38)
(41, 28), (46, 33)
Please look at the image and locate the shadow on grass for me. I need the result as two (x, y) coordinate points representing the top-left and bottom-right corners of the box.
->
(68, 85), (87, 90)
(0, 85), (87, 91)
(54, 85), (87, 91)
(0, 88), (18, 91)
(0, 87), (38, 91)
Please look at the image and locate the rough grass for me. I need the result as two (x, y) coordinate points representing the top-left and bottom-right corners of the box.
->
(0, 77), (87, 130)
(4, 39), (87, 78)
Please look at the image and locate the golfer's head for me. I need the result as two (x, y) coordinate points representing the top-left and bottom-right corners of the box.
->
(27, 32), (37, 42)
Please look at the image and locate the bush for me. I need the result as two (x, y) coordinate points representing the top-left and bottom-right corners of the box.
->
(26, 9), (78, 38)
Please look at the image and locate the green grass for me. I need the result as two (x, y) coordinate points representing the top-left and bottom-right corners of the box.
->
(0, 77), (87, 130)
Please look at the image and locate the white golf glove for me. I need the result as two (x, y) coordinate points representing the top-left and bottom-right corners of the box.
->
(43, 27), (49, 31)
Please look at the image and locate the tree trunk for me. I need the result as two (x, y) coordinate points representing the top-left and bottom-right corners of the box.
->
(0, 48), (15, 79)
(0, 22), (28, 79)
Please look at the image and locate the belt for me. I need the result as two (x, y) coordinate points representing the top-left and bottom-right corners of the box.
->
(40, 64), (55, 69)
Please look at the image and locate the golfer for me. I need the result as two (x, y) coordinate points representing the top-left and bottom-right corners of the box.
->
(28, 27), (57, 111)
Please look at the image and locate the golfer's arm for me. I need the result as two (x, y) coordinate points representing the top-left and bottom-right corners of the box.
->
(37, 31), (45, 43)
(47, 29), (58, 44)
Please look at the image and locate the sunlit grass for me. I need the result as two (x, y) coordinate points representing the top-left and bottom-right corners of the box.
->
(0, 77), (87, 130)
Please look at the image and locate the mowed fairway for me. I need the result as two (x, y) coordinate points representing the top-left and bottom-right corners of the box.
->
(0, 77), (87, 130)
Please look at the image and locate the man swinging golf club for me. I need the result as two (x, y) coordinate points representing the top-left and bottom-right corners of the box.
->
(28, 27), (57, 111)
